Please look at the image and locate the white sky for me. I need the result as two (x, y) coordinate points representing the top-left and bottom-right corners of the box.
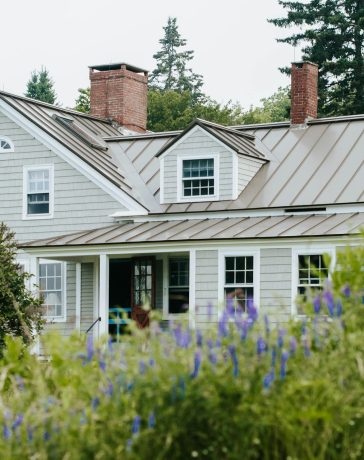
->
(1, 0), (302, 109)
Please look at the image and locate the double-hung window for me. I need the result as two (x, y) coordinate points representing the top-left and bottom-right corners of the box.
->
(39, 261), (64, 320)
(224, 256), (254, 312)
(182, 158), (215, 198)
(24, 166), (53, 218)
(297, 254), (329, 296)
(168, 257), (189, 314)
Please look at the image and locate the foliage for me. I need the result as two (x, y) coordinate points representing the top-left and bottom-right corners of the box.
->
(241, 86), (291, 124)
(74, 87), (91, 113)
(269, 0), (364, 117)
(0, 223), (43, 354)
(25, 67), (57, 104)
(149, 17), (204, 103)
(0, 241), (364, 458)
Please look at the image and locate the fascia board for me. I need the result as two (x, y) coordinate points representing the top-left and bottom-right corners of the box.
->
(0, 99), (147, 215)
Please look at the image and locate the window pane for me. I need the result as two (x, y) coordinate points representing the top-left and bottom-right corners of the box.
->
(226, 258), (234, 270)
(236, 257), (244, 270)
(225, 271), (235, 284)
(246, 271), (253, 284)
(39, 262), (63, 318)
(236, 271), (244, 284)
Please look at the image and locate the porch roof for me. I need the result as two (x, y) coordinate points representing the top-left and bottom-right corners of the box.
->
(21, 212), (364, 248)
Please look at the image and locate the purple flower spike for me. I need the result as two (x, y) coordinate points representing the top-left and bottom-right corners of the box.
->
(264, 315), (270, 336)
(127, 438), (133, 452)
(44, 431), (50, 442)
(247, 299), (258, 322)
(323, 290), (335, 317)
(240, 320), (248, 341)
(106, 380), (114, 396)
(226, 296), (235, 317)
(91, 397), (100, 410)
(280, 351), (289, 379)
(149, 358), (155, 367)
(303, 338), (311, 357)
(336, 300), (343, 318)
(148, 412), (156, 429)
(191, 351), (202, 379)
(313, 295), (321, 314)
(132, 415), (141, 435)
(228, 345), (239, 377)
(99, 360), (106, 372)
(3, 425), (11, 440)
(196, 329), (203, 347)
(257, 336), (267, 355)
(263, 370), (275, 389)
(209, 350), (217, 365)
(12, 414), (23, 430)
(218, 311), (228, 338)
(342, 284), (351, 297)
(277, 329), (285, 348)
(86, 334), (94, 361)
(289, 337), (297, 355)
(139, 360), (146, 375)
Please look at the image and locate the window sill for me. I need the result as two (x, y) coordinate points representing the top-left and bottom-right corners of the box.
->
(22, 213), (54, 221)
(177, 195), (219, 203)
(44, 317), (67, 324)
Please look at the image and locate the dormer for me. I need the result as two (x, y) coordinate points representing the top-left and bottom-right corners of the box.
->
(157, 119), (268, 204)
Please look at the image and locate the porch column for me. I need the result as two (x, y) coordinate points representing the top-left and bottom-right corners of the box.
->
(98, 254), (109, 336)
(189, 249), (196, 329)
(75, 262), (81, 332)
(29, 256), (40, 355)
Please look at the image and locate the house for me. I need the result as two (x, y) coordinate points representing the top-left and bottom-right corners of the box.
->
(0, 61), (363, 344)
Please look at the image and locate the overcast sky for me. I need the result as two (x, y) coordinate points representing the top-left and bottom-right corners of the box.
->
(1, 0), (302, 109)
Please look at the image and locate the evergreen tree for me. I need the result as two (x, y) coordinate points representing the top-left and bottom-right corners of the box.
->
(0, 223), (43, 354)
(269, 0), (364, 116)
(74, 87), (90, 113)
(149, 17), (204, 102)
(25, 67), (57, 104)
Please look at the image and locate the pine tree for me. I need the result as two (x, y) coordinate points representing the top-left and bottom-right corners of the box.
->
(74, 87), (90, 113)
(149, 17), (204, 102)
(269, 0), (364, 116)
(0, 223), (43, 354)
(25, 67), (57, 104)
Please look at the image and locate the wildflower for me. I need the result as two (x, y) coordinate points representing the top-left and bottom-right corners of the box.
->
(247, 299), (258, 322)
(191, 351), (202, 379)
(342, 284), (351, 297)
(303, 338), (311, 357)
(263, 370), (275, 390)
(149, 357), (155, 367)
(139, 360), (146, 375)
(228, 345), (239, 377)
(180, 330), (191, 348)
(127, 438), (133, 452)
(277, 329), (286, 348)
(15, 376), (24, 391)
(132, 415), (141, 435)
(280, 351), (289, 380)
(105, 380), (114, 397)
(99, 360), (106, 372)
(207, 339), (213, 349)
(127, 382), (134, 392)
(218, 311), (228, 338)
(336, 299), (343, 318)
(148, 412), (156, 429)
(240, 320), (248, 341)
(12, 414), (23, 430)
(86, 334), (94, 361)
(196, 329), (203, 347)
(323, 290), (335, 317)
(257, 336), (267, 355)
(289, 336), (297, 355)
(301, 320), (307, 336)
(313, 294), (321, 314)
(3, 424), (11, 440)
(91, 397), (100, 410)
(44, 431), (50, 442)
(209, 350), (217, 366)
(226, 296), (235, 317)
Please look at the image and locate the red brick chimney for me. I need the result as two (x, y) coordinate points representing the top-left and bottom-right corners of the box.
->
(89, 63), (148, 133)
(291, 62), (318, 125)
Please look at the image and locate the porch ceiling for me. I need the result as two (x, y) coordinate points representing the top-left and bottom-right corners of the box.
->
(20, 212), (364, 248)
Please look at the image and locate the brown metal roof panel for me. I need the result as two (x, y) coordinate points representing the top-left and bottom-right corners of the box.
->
(211, 216), (269, 238)
(253, 215), (304, 237)
(233, 216), (285, 238)
(324, 213), (364, 235)
(130, 220), (191, 242)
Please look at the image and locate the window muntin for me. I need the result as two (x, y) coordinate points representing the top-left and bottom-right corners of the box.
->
(224, 256), (254, 312)
(298, 254), (328, 296)
(182, 159), (215, 197)
(133, 259), (153, 306)
(39, 262), (63, 318)
(169, 257), (189, 314)
(0, 138), (13, 152)
(27, 169), (50, 215)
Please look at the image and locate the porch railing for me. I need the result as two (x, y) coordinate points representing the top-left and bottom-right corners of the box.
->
(85, 317), (101, 334)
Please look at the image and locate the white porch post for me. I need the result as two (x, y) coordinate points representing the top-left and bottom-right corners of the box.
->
(98, 254), (109, 337)
(29, 256), (40, 354)
(189, 249), (196, 329)
(75, 262), (81, 332)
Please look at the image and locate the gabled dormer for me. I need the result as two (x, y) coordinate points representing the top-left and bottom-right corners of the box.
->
(157, 119), (269, 204)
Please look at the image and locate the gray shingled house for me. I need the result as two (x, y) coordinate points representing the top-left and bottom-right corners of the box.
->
(0, 61), (363, 346)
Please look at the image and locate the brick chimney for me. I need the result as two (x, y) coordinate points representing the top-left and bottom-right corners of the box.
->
(89, 63), (148, 133)
(291, 62), (318, 125)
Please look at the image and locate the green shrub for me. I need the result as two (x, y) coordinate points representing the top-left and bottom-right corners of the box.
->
(0, 241), (363, 459)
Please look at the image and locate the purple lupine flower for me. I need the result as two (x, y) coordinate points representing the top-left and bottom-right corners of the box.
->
(257, 336), (267, 355)
(139, 360), (146, 375)
(263, 370), (275, 390)
(127, 438), (133, 452)
(12, 414), (23, 430)
(3, 425), (11, 440)
(15, 376), (24, 391)
(180, 330), (191, 348)
(132, 415), (141, 435)
(289, 337), (297, 355)
(336, 299), (343, 318)
(303, 338), (311, 357)
(148, 412), (156, 429)
(196, 329), (203, 347)
(149, 357), (155, 367)
(342, 284), (351, 297)
(313, 294), (321, 314)
(91, 397), (100, 410)
(240, 320), (248, 341)
(277, 329), (285, 348)
(127, 382), (134, 392)
(174, 324), (182, 346)
(280, 351), (289, 380)
(218, 311), (228, 338)
(226, 296), (235, 317)
(86, 334), (94, 361)
(209, 350), (217, 365)
(215, 338), (222, 348)
(271, 346), (277, 367)
(264, 315), (270, 337)
(190, 351), (202, 379)
(207, 339), (213, 349)
(301, 320), (307, 336)
(323, 290), (335, 317)
(247, 299), (258, 322)
(105, 380), (114, 396)
(99, 360), (106, 372)
(228, 345), (239, 377)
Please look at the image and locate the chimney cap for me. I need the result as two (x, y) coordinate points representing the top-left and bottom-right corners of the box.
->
(291, 61), (318, 68)
(89, 62), (148, 75)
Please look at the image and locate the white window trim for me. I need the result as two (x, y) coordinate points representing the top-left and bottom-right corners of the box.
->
(177, 154), (220, 203)
(291, 247), (336, 316)
(23, 165), (54, 220)
(39, 259), (67, 323)
(0, 136), (14, 153)
(218, 249), (260, 317)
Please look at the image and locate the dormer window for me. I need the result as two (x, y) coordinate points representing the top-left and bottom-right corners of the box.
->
(182, 158), (215, 198)
(0, 137), (14, 152)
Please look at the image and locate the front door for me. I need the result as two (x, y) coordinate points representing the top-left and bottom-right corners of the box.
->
(131, 257), (155, 328)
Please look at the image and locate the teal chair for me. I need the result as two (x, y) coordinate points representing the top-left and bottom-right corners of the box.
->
(109, 307), (132, 342)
